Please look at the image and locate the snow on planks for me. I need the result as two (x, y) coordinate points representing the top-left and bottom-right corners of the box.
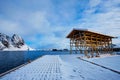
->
(86, 55), (120, 72)
(1, 55), (120, 80)
(0, 55), (62, 80)
(60, 55), (120, 80)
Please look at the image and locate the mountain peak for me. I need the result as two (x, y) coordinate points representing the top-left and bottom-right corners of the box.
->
(11, 34), (24, 48)
(0, 33), (33, 51)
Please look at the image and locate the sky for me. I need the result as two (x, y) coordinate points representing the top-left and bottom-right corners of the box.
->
(0, 0), (120, 49)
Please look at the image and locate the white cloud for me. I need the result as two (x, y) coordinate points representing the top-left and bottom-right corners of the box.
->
(0, 19), (23, 35)
(76, 0), (120, 44)
(89, 0), (101, 8)
(1, 0), (120, 49)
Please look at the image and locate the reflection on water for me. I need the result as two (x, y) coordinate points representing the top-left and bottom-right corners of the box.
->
(0, 51), (69, 74)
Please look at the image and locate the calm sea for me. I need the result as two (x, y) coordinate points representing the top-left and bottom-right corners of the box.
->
(0, 51), (119, 74)
(0, 51), (70, 74)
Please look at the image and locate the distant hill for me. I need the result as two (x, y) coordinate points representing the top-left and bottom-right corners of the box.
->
(0, 33), (33, 51)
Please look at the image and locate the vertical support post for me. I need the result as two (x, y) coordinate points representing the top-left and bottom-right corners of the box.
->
(96, 35), (99, 57)
(84, 32), (89, 58)
(107, 38), (109, 54)
(104, 39), (106, 54)
(90, 34), (93, 57)
(70, 39), (72, 54)
(110, 38), (113, 54)
(100, 36), (102, 54)
(79, 32), (83, 54)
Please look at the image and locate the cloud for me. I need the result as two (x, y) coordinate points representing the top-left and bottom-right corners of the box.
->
(76, 0), (120, 44)
(0, 19), (23, 35)
(0, 0), (120, 49)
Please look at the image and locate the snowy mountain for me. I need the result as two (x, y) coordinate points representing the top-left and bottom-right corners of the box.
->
(0, 33), (33, 51)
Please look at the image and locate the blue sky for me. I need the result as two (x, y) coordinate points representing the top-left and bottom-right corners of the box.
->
(0, 0), (120, 49)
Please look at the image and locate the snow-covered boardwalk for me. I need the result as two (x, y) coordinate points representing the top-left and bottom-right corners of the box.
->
(86, 55), (120, 72)
(0, 55), (120, 80)
(0, 55), (62, 80)
(60, 55), (120, 80)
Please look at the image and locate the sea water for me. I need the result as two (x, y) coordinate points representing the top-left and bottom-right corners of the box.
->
(0, 51), (70, 74)
(0, 51), (119, 74)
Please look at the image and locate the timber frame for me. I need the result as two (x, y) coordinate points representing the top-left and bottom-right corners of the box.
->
(66, 29), (116, 58)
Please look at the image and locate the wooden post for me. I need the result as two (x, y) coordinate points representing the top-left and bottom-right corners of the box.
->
(110, 38), (113, 54)
(70, 39), (72, 54)
(66, 29), (115, 57)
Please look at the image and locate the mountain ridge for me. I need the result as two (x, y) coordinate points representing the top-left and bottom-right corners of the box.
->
(0, 33), (33, 51)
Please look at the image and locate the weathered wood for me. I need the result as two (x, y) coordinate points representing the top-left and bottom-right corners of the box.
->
(67, 29), (115, 57)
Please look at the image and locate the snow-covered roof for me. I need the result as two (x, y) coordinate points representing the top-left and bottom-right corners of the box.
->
(66, 28), (116, 38)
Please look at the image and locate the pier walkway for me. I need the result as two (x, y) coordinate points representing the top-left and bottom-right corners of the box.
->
(1, 55), (120, 80)
(0, 55), (62, 80)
